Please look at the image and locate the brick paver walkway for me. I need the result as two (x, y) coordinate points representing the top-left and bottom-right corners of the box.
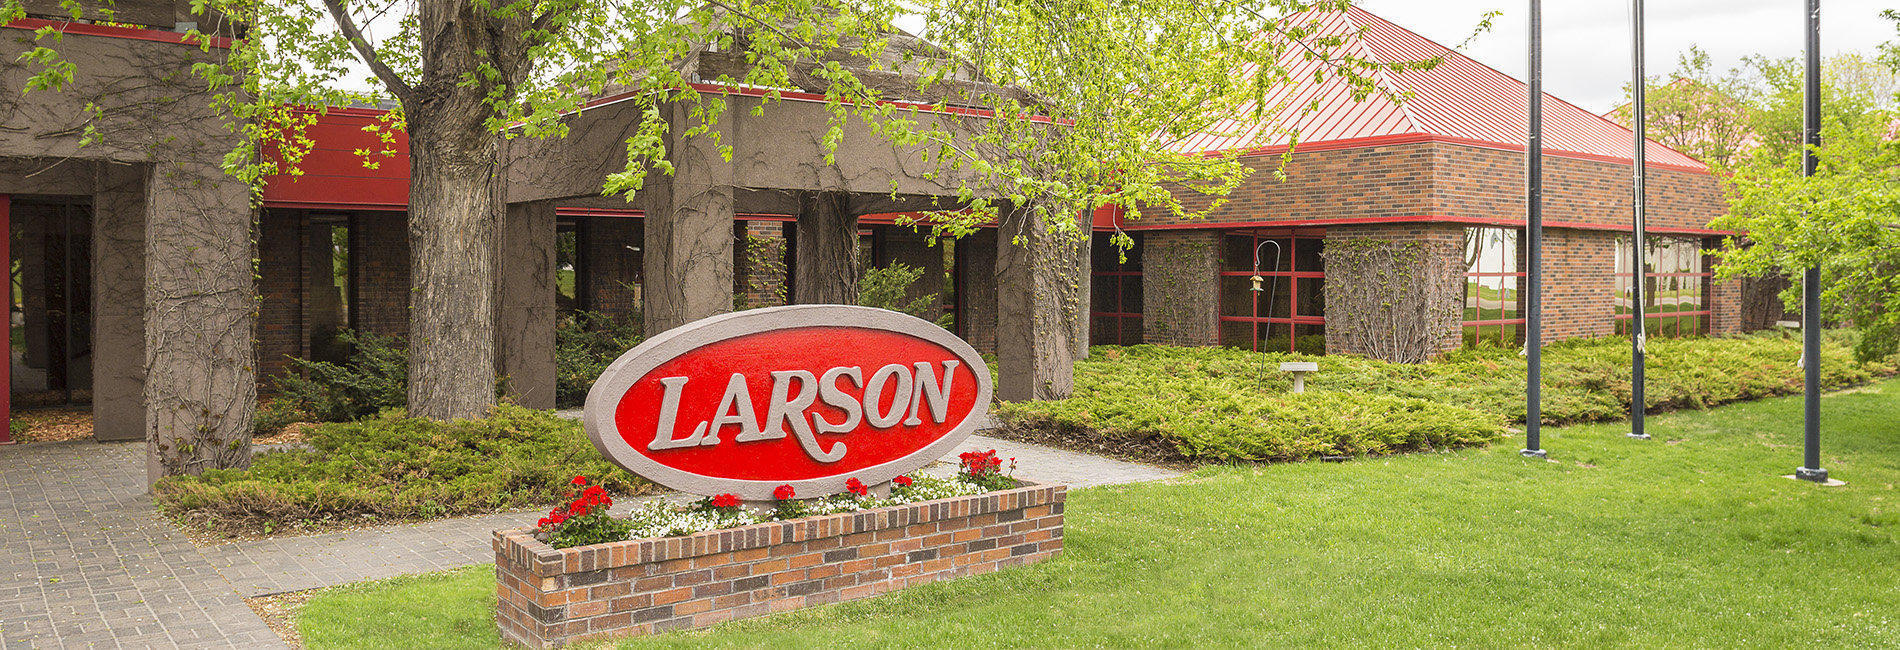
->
(0, 441), (281, 649)
(1, 413), (1177, 647)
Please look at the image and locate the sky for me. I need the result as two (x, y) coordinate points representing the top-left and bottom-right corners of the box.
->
(1356, 0), (1897, 113)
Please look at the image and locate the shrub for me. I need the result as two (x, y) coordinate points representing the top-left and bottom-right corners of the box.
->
(154, 406), (656, 536)
(1000, 386), (1505, 463)
(859, 263), (952, 328)
(996, 330), (1896, 464)
(271, 330), (408, 422)
(554, 311), (643, 408)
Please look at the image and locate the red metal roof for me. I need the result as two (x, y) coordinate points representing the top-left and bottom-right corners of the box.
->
(1169, 6), (1707, 172)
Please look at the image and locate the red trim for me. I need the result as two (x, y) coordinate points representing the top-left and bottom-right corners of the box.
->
(0, 193), (10, 444)
(1219, 315), (1327, 325)
(1219, 270), (1324, 279)
(1120, 214), (1734, 237)
(1208, 132), (1710, 175)
(1462, 318), (1527, 327)
(262, 200), (407, 212)
(1089, 311), (1142, 319)
(1, 17), (232, 48)
(1614, 311), (1712, 320)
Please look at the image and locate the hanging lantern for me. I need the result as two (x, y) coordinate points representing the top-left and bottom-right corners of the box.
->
(1250, 275), (1264, 292)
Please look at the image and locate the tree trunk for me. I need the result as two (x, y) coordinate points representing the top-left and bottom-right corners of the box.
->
(793, 191), (860, 304)
(404, 99), (504, 421)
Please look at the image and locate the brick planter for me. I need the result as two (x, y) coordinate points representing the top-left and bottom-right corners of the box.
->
(494, 481), (1067, 648)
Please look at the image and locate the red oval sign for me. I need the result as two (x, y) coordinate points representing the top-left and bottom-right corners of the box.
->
(583, 305), (992, 499)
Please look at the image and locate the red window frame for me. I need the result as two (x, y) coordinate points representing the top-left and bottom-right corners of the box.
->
(1090, 232), (1143, 345)
(1461, 226), (1526, 348)
(1218, 228), (1325, 353)
(1614, 236), (1713, 338)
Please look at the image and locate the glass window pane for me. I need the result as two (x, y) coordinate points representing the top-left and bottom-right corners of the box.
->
(1294, 237), (1323, 273)
(1498, 276), (1520, 322)
(1295, 277), (1324, 319)
(1220, 275), (1255, 318)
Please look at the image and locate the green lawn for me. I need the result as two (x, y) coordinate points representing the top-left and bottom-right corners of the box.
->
(296, 381), (1900, 647)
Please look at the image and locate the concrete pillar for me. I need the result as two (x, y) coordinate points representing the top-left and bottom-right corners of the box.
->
(793, 192), (859, 305)
(497, 201), (557, 408)
(643, 104), (735, 334)
(142, 159), (257, 483)
(955, 232), (998, 354)
(994, 208), (1087, 402)
(1141, 229), (1222, 347)
(92, 164), (145, 442)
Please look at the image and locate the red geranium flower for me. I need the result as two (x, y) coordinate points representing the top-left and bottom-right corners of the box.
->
(570, 475), (588, 487)
(773, 485), (796, 500)
(894, 476), (913, 487)
(845, 478), (869, 497)
(711, 493), (741, 508)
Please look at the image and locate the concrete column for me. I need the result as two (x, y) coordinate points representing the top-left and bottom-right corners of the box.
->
(955, 232), (998, 354)
(92, 164), (145, 442)
(793, 192), (859, 305)
(643, 103), (735, 334)
(1141, 229), (1223, 347)
(993, 208), (1087, 402)
(496, 201), (557, 408)
(142, 159), (257, 483)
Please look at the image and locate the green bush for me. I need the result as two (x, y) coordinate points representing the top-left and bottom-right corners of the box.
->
(155, 405), (656, 536)
(554, 310), (643, 408)
(859, 263), (952, 328)
(1001, 384), (1504, 463)
(271, 330), (408, 422)
(996, 330), (1897, 463)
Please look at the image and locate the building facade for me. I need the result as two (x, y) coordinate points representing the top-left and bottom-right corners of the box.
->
(1087, 7), (1780, 357)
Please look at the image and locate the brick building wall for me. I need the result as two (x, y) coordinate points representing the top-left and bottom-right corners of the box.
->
(736, 220), (789, 309)
(350, 211), (410, 339)
(256, 209), (304, 382)
(1432, 145), (1724, 231)
(869, 225), (949, 322)
(1141, 229), (1222, 346)
(954, 232), (998, 355)
(579, 216), (641, 321)
(1150, 142), (1437, 226)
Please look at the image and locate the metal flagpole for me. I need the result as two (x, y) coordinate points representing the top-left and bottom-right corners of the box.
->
(1795, 0), (1828, 483)
(1522, 0), (1547, 459)
(1629, 0), (1651, 440)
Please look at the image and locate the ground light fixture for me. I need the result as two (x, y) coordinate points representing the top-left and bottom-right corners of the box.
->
(1520, 0), (1548, 460)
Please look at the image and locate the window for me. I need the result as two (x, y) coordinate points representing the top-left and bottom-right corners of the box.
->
(1090, 232), (1142, 345)
(1462, 227), (1525, 348)
(1218, 228), (1325, 354)
(1616, 236), (1710, 338)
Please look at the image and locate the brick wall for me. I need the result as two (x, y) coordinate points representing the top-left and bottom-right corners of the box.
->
(870, 225), (948, 321)
(1141, 229), (1222, 346)
(256, 209), (304, 382)
(1538, 229), (1620, 342)
(737, 220), (789, 309)
(1432, 145), (1724, 231)
(955, 232), (998, 355)
(494, 482), (1066, 648)
(350, 212), (409, 338)
(579, 216), (641, 320)
(1147, 142), (1436, 227)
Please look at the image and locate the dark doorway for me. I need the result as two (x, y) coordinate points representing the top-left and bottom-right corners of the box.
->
(9, 196), (93, 407)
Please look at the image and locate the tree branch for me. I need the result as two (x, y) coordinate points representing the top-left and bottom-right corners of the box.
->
(322, 0), (414, 102)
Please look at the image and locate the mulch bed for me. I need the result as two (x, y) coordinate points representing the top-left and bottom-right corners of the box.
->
(8, 408), (94, 443)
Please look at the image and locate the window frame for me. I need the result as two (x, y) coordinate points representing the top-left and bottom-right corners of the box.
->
(1614, 235), (1712, 338)
(1217, 227), (1326, 353)
(1461, 226), (1527, 349)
